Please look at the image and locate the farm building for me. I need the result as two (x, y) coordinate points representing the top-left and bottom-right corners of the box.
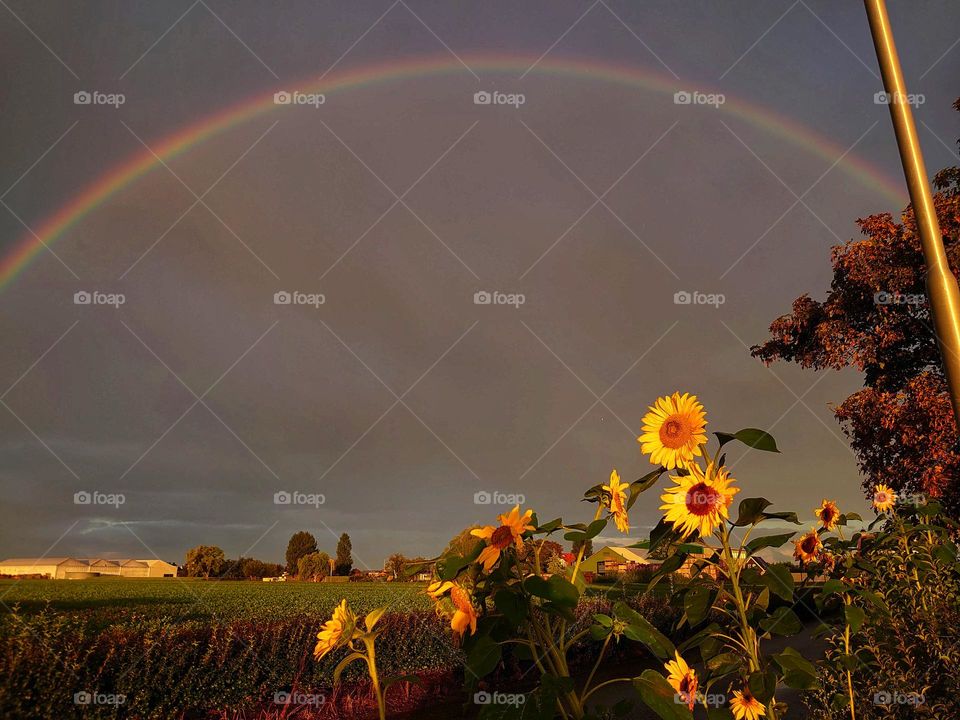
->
(579, 546), (652, 577)
(0, 557), (176, 579)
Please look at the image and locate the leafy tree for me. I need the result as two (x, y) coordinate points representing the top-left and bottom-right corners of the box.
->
(237, 558), (283, 579)
(334, 533), (352, 576)
(298, 551), (331, 581)
(571, 538), (593, 559)
(753, 98), (960, 516)
(184, 545), (225, 579)
(285, 531), (318, 574)
(385, 553), (407, 580)
(220, 557), (247, 580)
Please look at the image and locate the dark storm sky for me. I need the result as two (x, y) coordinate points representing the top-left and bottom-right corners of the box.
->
(1, 1), (959, 567)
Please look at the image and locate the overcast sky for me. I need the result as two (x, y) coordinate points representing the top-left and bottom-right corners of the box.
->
(1, 1), (958, 568)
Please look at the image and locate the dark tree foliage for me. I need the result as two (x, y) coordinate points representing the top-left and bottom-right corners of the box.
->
(285, 531), (318, 574)
(753, 99), (960, 515)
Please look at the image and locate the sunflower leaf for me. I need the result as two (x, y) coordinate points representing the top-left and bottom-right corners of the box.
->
(745, 532), (797, 554)
(633, 670), (693, 720)
(715, 428), (780, 452)
(732, 498), (773, 527)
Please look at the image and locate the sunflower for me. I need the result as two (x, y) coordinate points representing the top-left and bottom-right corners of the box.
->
(664, 651), (698, 710)
(427, 581), (478, 637)
(471, 505), (536, 572)
(793, 529), (823, 563)
(602, 469), (630, 533)
(873, 484), (897, 512)
(814, 499), (841, 530)
(730, 687), (766, 720)
(660, 461), (739, 539)
(639, 392), (707, 469)
(314, 599), (357, 660)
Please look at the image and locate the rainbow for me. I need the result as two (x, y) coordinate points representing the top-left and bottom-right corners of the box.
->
(0, 54), (906, 290)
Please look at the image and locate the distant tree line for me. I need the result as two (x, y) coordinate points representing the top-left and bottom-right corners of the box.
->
(182, 529), (354, 581)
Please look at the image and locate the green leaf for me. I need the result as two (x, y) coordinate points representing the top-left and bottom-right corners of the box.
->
(332, 651), (366, 685)
(759, 606), (803, 636)
(762, 510), (801, 524)
(747, 670), (777, 702)
(732, 498), (772, 526)
(773, 647), (818, 676)
(614, 601), (675, 659)
(715, 428), (780, 452)
(627, 469), (666, 510)
(584, 518), (608, 539)
(683, 585), (712, 625)
(649, 516), (682, 551)
(524, 575), (579, 608)
(754, 586), (770, 612)
(844, 604), (866, 634)
(364, 607), (387, 632)
(494, 589), (526, 627)
(436, 541), (483, 580)
(466, 635), (502, 678)
(633, 670), (694, 720)
(381, 674), (422, 692)
(762, 564), (795, 602)
(820, 579), (847, 598)
(536, 518), (563, 534)
(746, 532), (797, 554)
(705, 651), (740, 676)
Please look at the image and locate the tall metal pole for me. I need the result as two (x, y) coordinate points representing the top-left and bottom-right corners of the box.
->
(864, 0), (960, 424)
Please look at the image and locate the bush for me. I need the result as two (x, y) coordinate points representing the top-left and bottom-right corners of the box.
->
(806, 504), (960, 719)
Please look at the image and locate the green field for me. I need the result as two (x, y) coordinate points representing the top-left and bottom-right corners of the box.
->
(0, 579), (457, 719)
(0, 577), (432, 627)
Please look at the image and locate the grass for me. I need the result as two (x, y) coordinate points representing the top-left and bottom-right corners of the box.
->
(0, 578), (432, 629)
